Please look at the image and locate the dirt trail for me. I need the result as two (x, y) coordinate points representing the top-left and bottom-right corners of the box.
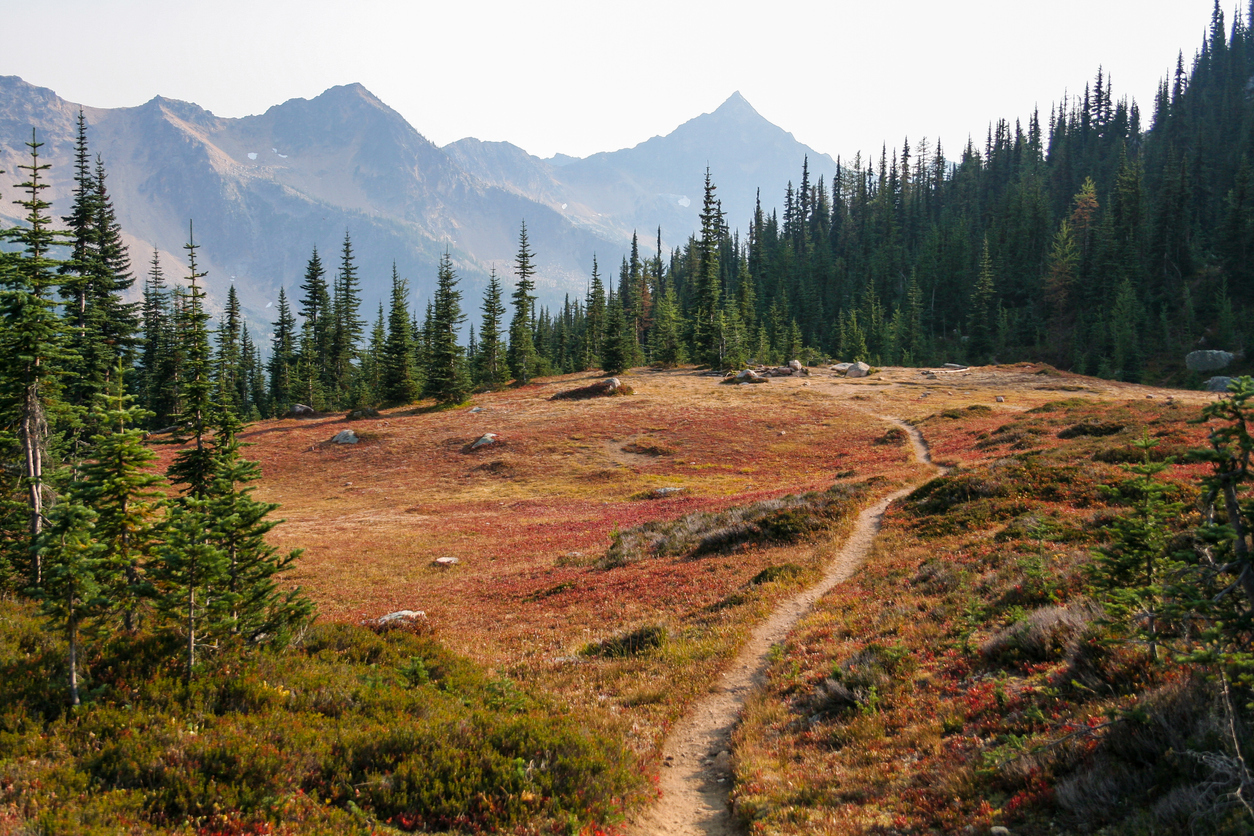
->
(626, 417), (944, 836)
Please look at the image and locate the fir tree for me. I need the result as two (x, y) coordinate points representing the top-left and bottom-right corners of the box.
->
(476, 268), (507, 389)
(0, 130), (68, 584)
(507, 222), (539, 384)
(583, 256), (607, 370)
(381, 266), (419, 405)
(166, 223), (217, 499)
(267, 287), (297, 412)
(35, 497), (103, 705)
(425, 253), (470, 405)
(76, 369), (165, 633)
(330, 232), (364, 401)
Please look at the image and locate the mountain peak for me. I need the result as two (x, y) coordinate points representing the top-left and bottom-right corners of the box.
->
(713, 91), (761, 119)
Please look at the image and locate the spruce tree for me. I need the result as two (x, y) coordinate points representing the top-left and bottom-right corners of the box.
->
(476, 268), (507, 389)
(267, 287), (297, 412)
(583, 256), (607, 370)
(296, 247), (331, 408)
(330, 232), (364, 401)
(166, 223), (217, 499)
(35, 497), (103, 706)
(693, 169), (724, 366)
(507, 222), (539, 384)
(426, 253), (470, 404)
(381, 266), (420, 405)
(76, 369), (165, 633)
(204, 409), (313, 643)
(0, 130), (68, 584)
(138, 251), (175, 427)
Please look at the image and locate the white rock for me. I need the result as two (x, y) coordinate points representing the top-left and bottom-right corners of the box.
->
(846, 361), (871, 378)
(788, 359), (803, 371)
(374, 609), (426, 625)
(332, 429), (358, 444)
(996, 395), (1005, 403)
(470, 433), (498, 449)
(432, 556), (460, 568)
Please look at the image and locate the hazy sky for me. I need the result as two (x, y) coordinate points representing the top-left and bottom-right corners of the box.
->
(2, 0), (1224, 160)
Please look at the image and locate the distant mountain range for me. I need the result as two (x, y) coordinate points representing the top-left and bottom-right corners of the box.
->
(0, 77), (835, 334)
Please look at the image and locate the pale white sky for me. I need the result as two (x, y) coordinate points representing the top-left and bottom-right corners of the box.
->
(2, 0), (1223, 160)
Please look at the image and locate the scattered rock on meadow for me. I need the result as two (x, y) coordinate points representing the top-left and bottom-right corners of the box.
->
(831, 362), (853, 373)
(469, 433), (498, 449)
(650, 487), (685, 498)
(1186, 349), (1235, 372)
(288, 403), (315, 417)
(788, 359), (803, 372)
(726, 369), (767, 384)
(846, 361), (871, 378)
(371, 609), (426, 626)
(432, 556), (460, 568)
(550, 377), (631, 400)
(332, 429), (359, 444)
(996, 395), (1005, 403)
(1206, 376), (1235, 392)
(943, 363), (968, 370)
(346, 407), (380, 420)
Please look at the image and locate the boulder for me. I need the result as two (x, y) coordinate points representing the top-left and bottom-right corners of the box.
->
(288, 403), (315, 417)
(470, 433), (498, 449)
(831, 362), (853, 373)
(728, 369), (767, 384)
(372, 609), (426, 626)
(943, 363), (968, 370)
(771, 365), (794, 376)
(846, 361), (871, 378)
(1187, 350), (1235, 372)
(788, 359), (803, 371)
(1206, 376), (1236, 392)
(432, 556), (460, 568)
(346, 407), (380, 420)
(996, 395), (1005, 403)
(332, 429), (359, 444)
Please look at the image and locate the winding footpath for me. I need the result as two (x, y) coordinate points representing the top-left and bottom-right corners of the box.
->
(627, 417), (946, 836)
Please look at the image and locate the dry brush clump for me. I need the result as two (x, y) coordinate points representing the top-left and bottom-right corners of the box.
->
(598, 481), (870, 569)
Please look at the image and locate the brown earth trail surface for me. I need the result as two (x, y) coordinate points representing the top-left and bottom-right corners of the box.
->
(627, 418), (946, 836)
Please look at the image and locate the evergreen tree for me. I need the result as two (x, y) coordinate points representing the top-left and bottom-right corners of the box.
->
(381, 266), (420, 405)
(693, 169), (724, 366)
(583, 256), (607, 369)
(425, 253), (470, 404)
(204, 409), (313, 643)
(296, 247), (331, 408)
(0, 130), (68, 584)
(35, 497), (103, 705)
(476, 268), (507, 389)
(330, 232), (364, 401)
(601, 291), (630, 375)
(138, 251), (175, 427)
(166, 224), (217, 499)
(650, 283), (685, 366)
(268, 287), (297, 413)
(76, 369), (165, 633)
(215, 285), (243, 415)
(507, 222), (539, 384)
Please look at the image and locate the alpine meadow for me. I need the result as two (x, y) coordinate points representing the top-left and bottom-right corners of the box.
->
(9, 4), (1254, 836)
